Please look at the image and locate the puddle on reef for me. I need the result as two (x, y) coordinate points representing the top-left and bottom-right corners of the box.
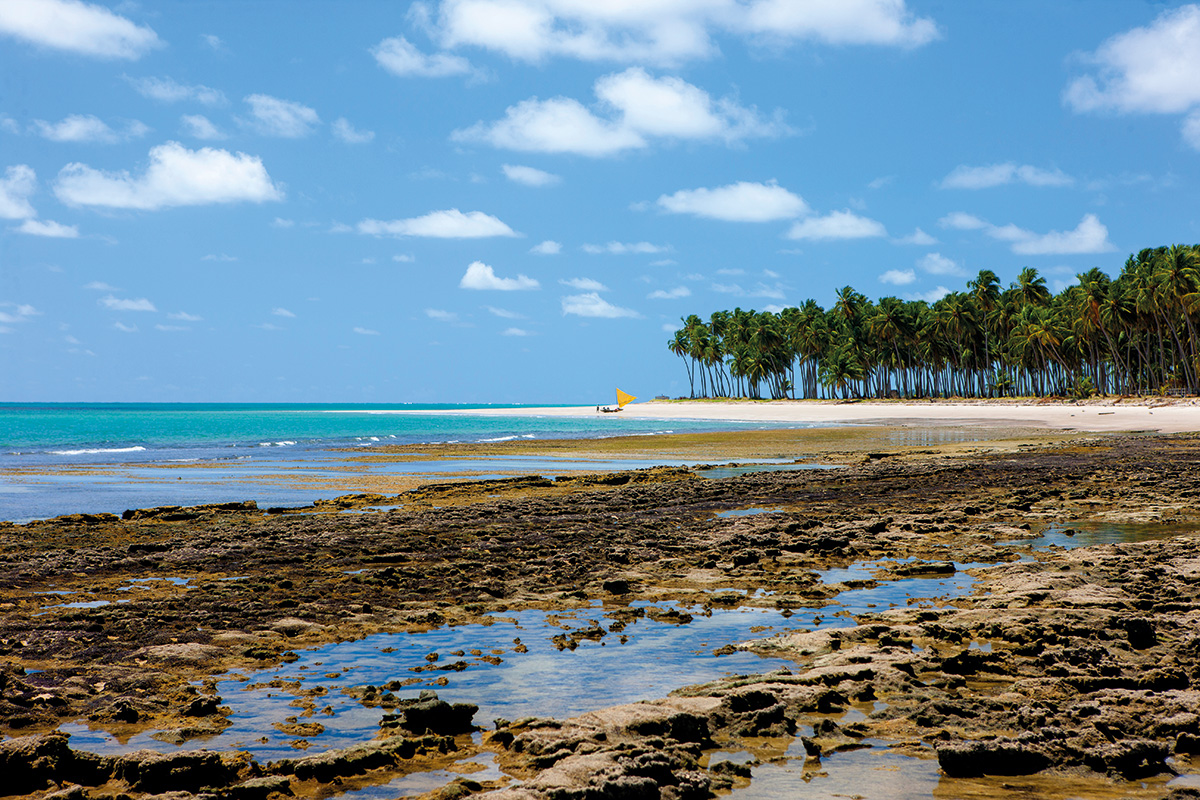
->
(716, 507), (784, 518)
(1002, 520), (1194, 550)
(60, 561), (985, 764)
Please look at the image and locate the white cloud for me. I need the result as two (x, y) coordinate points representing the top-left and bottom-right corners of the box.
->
(0, 165), (37, 219)
(652, 259), (678, 267)
(272, 307), (296, 317)
(180, 114), (225, 140)
(893, 228), (937, 246)
(0, 0), (161, 60)
(648, 286), (691, 299)
(272, 217), (295, 228)
(582, 241), (667, 254)
(431, 0), (937, 65)
(33, 114), (147, 143)
(256, 322), (283, 331)
(502, 164), (560, 186)
(716, 268), (744, 276)
(54, 141), (283, 210)
(453, 67), (787, 157)
(393, 253), (415, 262)
(502, 327), (532, 336)
(354, 326), (381, 335)
(940, 211), (1115, 255)
(202, 253), (237, 262)
(100, 295), (156, 312)
(917, 252), (964, 276)
(785, 210), (886, 240)
(372, 35), (472, 77)
(358, 209), (517, 238)
(940, 162), (1074, 189)
(1006, 214), (1116, 256)
(0, 303), (40, 325)
(243, 94), (320, 138)
(127, 76), (225, 105)
(878, 269), (915, 285)
(202, 34), (223, 50)
(656, 180), (807, 222)
(84, 281), (118, 291)
(426, 308), (459, 322)
(333, 118), (375, 144)
(1185, 111), (1200, 151)
(530, 239), (562, 255)
(710, 282), (784, 299)
(460, 260), (539, 290)
(114, 321), (138, 333)
(561, 292), (639, 318)
(939, 211), (990, 230)
(486, 305), (523, 319)
(560, 277), (608, 291)
(907, 286), (951, 303)
(1065, 5), (1200, 115)
(155, 324), (188, 332)
(741, 0), (939, 48)
(168, 311), (202, 321)
(18, 218), (78, 238)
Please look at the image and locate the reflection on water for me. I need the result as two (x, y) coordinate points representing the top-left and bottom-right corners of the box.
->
(1004, 521), (1191, 550)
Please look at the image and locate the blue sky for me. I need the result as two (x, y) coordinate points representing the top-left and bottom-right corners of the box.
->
(2, 0), (1199, 403)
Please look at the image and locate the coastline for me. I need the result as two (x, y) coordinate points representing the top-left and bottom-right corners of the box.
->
(387, 397), (1200, 435)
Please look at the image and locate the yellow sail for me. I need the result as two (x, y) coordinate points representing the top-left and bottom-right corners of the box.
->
(616, 388), (636, 409)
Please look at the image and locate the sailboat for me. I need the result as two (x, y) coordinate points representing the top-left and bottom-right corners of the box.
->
(598, 388), (636, 413)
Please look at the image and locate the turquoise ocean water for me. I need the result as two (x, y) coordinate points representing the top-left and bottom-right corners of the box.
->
(0, 403), (787, 522)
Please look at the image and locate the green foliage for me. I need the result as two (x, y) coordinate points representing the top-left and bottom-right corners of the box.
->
(666, 245), (1200, 399)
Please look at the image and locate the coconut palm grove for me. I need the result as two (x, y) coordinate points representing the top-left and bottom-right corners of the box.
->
(668, 245), (1200, 401)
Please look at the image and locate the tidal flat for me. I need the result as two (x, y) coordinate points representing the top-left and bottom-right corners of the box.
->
(2, 428), (1200, 799)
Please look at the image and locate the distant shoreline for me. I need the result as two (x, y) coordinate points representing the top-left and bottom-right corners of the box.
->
(373, 397), (1200, 435)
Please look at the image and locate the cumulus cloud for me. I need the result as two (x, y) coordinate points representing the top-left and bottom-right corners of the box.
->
(453, 67), (787, 156)
(560, 277), (608, 291)
(530, 239), (562, 255)
(582, 241), (667, 254)
(430, 0), (937, 66)
(1065, 6), (1200, 149)
(357, 209), (517, 238)
(0, 303), (40, 325)
(785, 210), (887, 241)
(1065, 5), (1200, 115)
(99, 294), (156, 312)
(18, 219), (78, 238)
(243, 94), (320, 138)
(917, 252), (965, 276)
(893, 228), (937, 246)
(460, 260), (539, 290)
(0, 0), (161, 59)
(648, 286), (691, 299)
(333, 118), (374, 144)
(180, 114), (225, 140)
(0, 165), (37, 219)
(33, 114), (148, 143)
(657, 180), (807, 222)
(561, 292), (639, 318)
(127, 76), (225, 105)
(372, 35), (472, 77)
(940, 211), (1115, 255)
(907, 286), (951, 303)
(940, 162), (1074, 189)
(426, 308), (459, 322)
(502, 164), (560, 186)
(879, 269), (916, 285)
(1185, 111), (1200, 151)
(54, 142), (282, 210)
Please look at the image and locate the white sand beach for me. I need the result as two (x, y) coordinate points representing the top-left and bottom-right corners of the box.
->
(444, 399), (1200, 434)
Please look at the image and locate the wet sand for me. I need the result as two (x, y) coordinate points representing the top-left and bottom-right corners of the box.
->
(3, 424), (1200, 799)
